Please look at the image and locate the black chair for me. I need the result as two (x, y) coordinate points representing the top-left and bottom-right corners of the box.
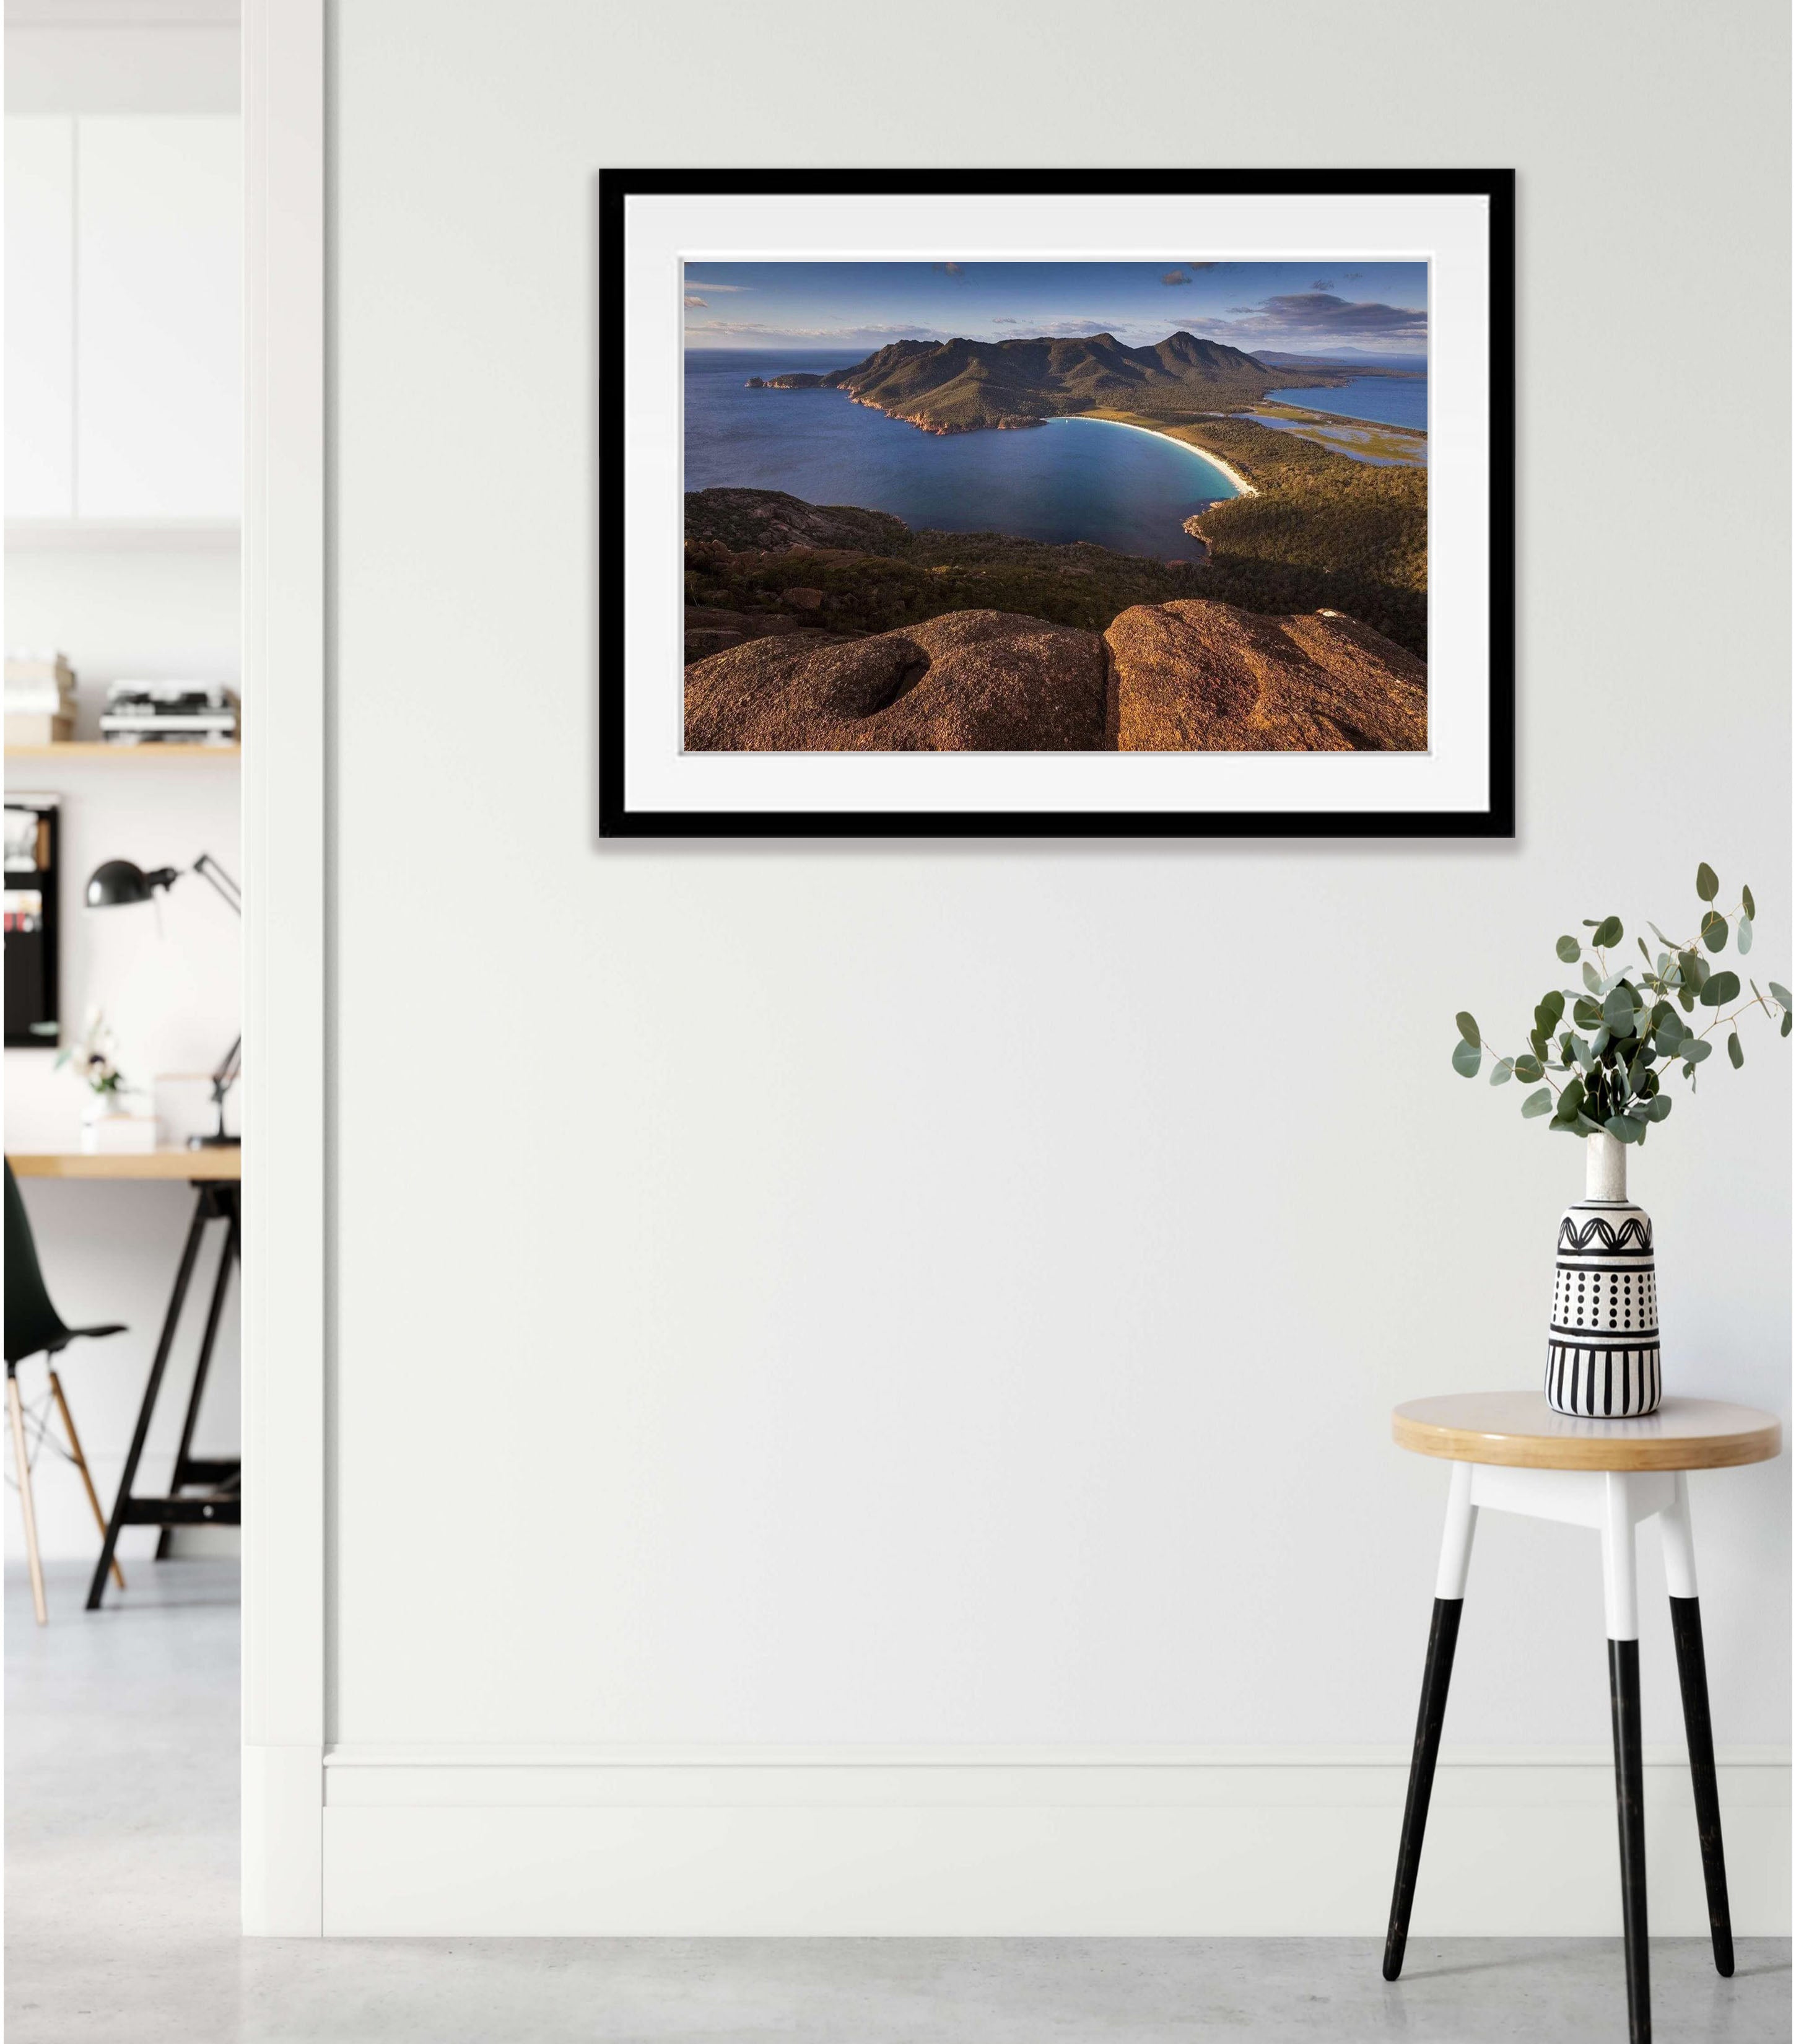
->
(4, 1162), (127, 1623)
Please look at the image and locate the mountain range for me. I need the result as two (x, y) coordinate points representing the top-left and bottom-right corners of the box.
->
(756, 331), (1330, 434)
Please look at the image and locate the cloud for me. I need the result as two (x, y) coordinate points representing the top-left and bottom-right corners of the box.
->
(1162, 269), (1193, 286)
(993, 317), (1019, 325)
(684, 295), (707, 310)
(1186, 262), (1218, 271)
(1312, 279), (1333, 292)
(1194, 290), (1427, 347)
(932, 261), (966, 277)
(682, 279), (751, 292)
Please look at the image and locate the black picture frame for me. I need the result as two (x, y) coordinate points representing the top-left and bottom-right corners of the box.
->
(600, 168), (1514, 840)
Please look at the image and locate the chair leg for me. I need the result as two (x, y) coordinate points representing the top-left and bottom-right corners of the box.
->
(7, 1371), (48, 1626)
(1661, 1472), (1732, 1976)
(1384, 1459), (1476, 1981)
(48, 1369), (125, 1592)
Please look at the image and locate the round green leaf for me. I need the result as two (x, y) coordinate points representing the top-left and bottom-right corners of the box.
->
(1602, 986), (1637, 1036)
(1555, 935), (1580, 964)
(1572, 997), (1603, 1030)
(1699, 970), (1740, 1008)
(1489, 1057), (1514, 1086)
(1727, 1031), (1744, 1069)
(1514, 1054), (1544, 1083)
(1593, 915), (1623, 949)
(1742, 884), (1756, 920)
(1605, 1114), (1646, 1145)
(1455, 1010), (1481, 1047)
(1520, 1087), (1554, 1119)
(1701, 910), (1728, 953)
(1784, 1011), (1792, 1039)
(1684, 1036), (1713, 1064)
(1452, 1038), (1481, 1078)
(1697, 862), (1720, 902)
(1738, 916), (1753, 954)
(1654, 1014), (1686, 1055)
(1769, 981), (1793, 1009)
(1581, 961), (1603, 995)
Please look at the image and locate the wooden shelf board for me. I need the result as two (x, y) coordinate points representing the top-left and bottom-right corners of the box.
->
(5, 742), (239, 762)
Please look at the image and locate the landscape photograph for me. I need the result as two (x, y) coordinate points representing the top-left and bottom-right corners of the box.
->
(681, 258), (1429, 754)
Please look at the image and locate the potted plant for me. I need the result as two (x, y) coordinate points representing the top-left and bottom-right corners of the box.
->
(56, 1010), (149, 1153)
(1454, 865), (1789, 1417)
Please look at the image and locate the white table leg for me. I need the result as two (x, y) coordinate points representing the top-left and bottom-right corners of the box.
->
(1385, 1460), (1476, 1980)
(1601, 1472), (1650, 2040)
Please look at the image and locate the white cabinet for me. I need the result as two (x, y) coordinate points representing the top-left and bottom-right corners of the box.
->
(77, 117), (241, 518)
(4, 115), (240, 526)
(6, 118), (76, 518)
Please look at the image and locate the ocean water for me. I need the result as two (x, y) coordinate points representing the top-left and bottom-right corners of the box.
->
(1265, 373), (1428, 430)
(684, 349), (1240, 562)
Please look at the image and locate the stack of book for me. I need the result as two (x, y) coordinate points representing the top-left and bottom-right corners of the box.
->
(100, 681), (239, 746)
(4, 652), (76, 745)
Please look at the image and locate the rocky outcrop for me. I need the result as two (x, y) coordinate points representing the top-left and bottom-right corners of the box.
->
(686, 609), (1108, 752)
(744, 377), (765, 389)
(685, 487), (911, 557)
(1104, 598), (1426, 752)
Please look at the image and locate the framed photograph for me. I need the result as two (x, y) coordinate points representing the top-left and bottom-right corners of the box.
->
(599, 170), (1513, 838)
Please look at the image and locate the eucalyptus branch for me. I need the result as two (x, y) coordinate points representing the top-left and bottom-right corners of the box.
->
(1454, 863), (1789, 1145)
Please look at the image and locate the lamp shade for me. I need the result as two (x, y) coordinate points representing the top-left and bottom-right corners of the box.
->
(85, 860), (173, 908)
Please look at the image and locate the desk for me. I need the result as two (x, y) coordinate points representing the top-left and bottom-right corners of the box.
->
(7, 1149), (242, 1608)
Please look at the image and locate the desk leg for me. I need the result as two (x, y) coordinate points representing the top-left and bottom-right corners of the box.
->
(154, 1201), (239, 1561)
(86, 1189), (210, 1612)
(1384, 1459), (1476, 1981)
(1604, 1473), (1651, 2044)
(1662, 1473), (1733, 1977)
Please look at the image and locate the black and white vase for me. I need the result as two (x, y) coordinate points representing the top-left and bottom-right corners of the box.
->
(1546, 1131), (1661, 1417)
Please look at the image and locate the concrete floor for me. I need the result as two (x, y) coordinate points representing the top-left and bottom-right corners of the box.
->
(6, 1559), (1790, 2043)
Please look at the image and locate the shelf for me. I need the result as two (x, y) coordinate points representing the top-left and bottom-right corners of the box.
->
(5, 742), (240, 762)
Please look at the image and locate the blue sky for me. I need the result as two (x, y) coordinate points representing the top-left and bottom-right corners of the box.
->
(682, 260), (1428, 357)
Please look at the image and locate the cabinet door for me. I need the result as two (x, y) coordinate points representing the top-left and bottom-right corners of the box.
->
(76, 116), (241, 518)
(6, 118), (76, 518)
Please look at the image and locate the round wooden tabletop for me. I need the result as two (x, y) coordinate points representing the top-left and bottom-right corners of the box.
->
(1393, 1392), (1782, 1472)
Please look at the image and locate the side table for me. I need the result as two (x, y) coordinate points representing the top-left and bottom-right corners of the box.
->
(1385, 1391), (1781, 2044)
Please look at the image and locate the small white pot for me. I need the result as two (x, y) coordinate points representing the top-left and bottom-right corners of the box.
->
(1545, 1131), (1661, 1417)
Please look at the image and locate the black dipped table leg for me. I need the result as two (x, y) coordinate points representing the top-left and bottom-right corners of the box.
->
(1383, 1595), (1463, 1981)
(1609, 1638), (1651, 2044)
(1668, 1595), (1733, 1976)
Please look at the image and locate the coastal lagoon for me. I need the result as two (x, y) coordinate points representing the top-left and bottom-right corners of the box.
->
(1264, 372), (1428, 430)
(686, 350), (1240, 562)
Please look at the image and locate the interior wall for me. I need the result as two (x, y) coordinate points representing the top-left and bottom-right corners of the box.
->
(326, 0), (1790, 1926)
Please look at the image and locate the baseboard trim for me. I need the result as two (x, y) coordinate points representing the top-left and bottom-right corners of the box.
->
(318, 1745), (1790, 1937)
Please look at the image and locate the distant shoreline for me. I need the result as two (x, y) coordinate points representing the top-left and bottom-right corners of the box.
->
(1071, 416), (1260, 498)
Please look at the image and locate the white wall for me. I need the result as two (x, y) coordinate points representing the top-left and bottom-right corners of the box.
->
(326, 0), (1790, 1931)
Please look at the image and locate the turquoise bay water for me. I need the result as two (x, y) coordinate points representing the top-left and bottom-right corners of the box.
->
(1265, 373), (1428, 430)
(684, 349), (1239, 562)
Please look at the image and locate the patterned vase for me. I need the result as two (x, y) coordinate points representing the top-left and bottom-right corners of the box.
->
(1546, 1132), (1660, 1417)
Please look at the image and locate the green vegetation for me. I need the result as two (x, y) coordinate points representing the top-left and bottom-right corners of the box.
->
(686, 523), (1205, 639)
(1086, 411), (1427, 655)
(1454, 867), (1792, 1146)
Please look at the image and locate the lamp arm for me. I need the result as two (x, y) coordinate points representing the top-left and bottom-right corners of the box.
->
(189, 852), (242, 916)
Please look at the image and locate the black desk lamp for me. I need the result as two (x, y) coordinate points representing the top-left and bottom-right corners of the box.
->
(85, 854), (241, 1150)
